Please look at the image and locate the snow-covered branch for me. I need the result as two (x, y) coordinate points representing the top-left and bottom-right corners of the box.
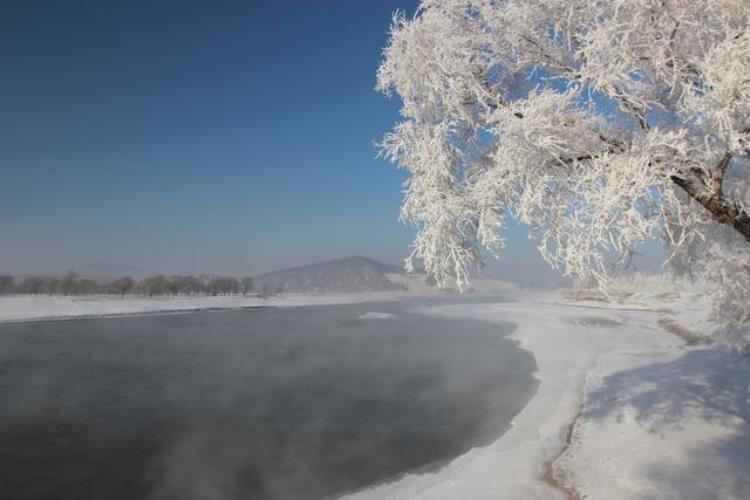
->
(378, 0), (750, 338)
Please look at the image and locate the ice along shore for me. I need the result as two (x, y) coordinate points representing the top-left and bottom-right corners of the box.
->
(345, 288), (749, 500)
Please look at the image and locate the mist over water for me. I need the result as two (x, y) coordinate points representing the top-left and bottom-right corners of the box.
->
(0, 301), (537, 500)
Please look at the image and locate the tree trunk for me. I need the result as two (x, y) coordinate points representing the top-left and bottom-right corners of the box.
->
(671, 175), (750, 242)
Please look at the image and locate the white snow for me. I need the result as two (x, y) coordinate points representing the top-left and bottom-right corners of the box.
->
(345, 286), (749, 500)
(0, 293), (404, 323)
(359, 312), (397, 320)
(556, 344), (750, 499)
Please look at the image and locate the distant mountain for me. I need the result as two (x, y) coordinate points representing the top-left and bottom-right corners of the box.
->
(254, 256), (406, 293)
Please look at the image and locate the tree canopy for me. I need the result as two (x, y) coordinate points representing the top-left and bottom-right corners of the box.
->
(378, 0), (749, 339)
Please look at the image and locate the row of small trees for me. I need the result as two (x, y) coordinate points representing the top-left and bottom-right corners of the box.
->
(0, 273), (281, 298)
(133, 275), (255, 297)
(0, 273), (102, 296)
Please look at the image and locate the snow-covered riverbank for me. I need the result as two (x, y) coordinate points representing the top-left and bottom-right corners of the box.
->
(346, 289), (749, 499)
(1, 286), (747, 499)
(0, 293), (406, 323)
(0, 276), (518, 323)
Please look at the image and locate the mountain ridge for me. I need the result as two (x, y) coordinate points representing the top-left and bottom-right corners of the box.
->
(254, 256), (406, 293)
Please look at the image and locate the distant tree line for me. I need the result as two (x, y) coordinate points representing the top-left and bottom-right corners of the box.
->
(0, 272), (277, 297)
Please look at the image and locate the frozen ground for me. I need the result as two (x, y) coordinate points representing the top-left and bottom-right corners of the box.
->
(346, 286), (749, 500)
(0, 293), (407, 323)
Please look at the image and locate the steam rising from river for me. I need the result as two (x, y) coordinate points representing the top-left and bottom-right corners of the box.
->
(0, 302), (537, 500)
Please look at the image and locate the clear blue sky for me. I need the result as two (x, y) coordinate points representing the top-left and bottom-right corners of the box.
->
(0, 0), (658, 280)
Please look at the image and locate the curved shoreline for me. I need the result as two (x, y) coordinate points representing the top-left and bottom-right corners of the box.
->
(3, 289), (741, 498)
(0, 305), (274, 325)
(343, 291), (682, 500)
(0, 294), (541, 500)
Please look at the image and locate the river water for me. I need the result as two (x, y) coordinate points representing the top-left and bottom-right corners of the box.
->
(0, 300), (537, 499)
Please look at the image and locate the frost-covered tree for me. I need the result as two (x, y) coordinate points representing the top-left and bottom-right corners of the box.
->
(378, 0), (749, 339)
(110, 277), (135, 297)
(240, 276), (254, 296)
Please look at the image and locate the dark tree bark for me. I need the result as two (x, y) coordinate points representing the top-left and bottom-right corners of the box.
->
(671, 157), (750, 243)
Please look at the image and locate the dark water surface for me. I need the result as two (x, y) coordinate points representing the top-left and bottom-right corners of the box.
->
(0, 301), (537, 500)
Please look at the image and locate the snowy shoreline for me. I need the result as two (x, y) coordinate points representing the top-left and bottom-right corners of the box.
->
(345, 289), (750, 499)
(0, 275), (519, 324)
(1, 288), (747, 499)
(0, 293), (408, 324)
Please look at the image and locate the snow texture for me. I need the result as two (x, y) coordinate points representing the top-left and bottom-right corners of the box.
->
(359, 312), (398, 320)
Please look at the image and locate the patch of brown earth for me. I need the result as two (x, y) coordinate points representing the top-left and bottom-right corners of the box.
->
(543, 404), (587, 500)
(571, 317), (622, 327)
(657, 318), (710, 346)
(562, 290), (608, 302)
(555, 301), (674, 314)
